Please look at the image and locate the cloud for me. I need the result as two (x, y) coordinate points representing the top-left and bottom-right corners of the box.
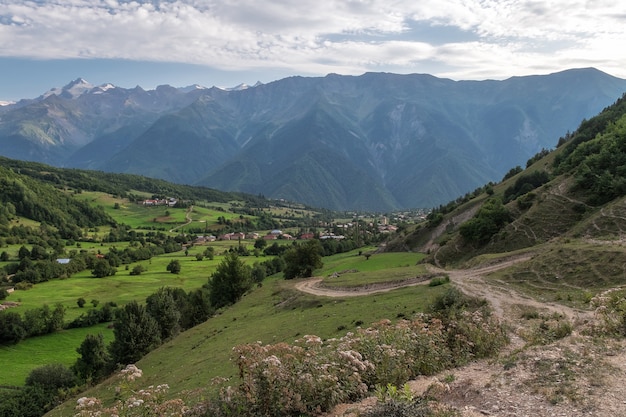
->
(0, 0), (625, 80)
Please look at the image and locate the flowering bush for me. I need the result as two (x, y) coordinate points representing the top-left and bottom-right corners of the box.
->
(74, 364), (191, 417)
(219, 335), (372, 416)
(73, 293), (507, 417)
(209, 305), (507, 417)
(589, 288), (626, 335)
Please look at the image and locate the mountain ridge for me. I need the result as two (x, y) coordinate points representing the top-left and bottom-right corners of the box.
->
(1, 68), (625, 211)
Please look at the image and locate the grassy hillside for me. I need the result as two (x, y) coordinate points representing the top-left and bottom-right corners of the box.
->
(391, 93), (626, 269)
(45, 250), (445, 416)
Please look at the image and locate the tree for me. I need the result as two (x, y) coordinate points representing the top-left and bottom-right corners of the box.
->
(251, 263), (267, 284)
(180, 288), (214, 329)
(283, 239), (324, 279)
(77, 297), (86, 308)
(459, 197), (511, 245)
(73, 333), (110, 383)
(166, 259), (181, 274)
(91, 259), (116, 278)
(146, 287), (182, 341)
(130, 264), (145, 276)
(208, 252), (253, 309)
(0, 251), (9, 262)
(109, 301), (161, 365)
(0, 311), (26, 344)
(18, 245), (30, 260)
(25, 363), (77, 393)
(203, 246), (215, 260)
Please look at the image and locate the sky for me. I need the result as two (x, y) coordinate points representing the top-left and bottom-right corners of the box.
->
(1, 0), (626, 102)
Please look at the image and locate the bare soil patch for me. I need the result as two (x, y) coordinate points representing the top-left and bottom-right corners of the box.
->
(294, 256), (626, 417)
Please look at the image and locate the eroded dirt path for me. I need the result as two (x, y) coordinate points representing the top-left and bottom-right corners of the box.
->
(300, 256), (626, 417)
(296, 255), (593, 324)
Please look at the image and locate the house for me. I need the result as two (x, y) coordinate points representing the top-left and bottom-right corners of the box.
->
(270, 229), (282, 235)
(263, 234), (277, 240)
(299, 233), (315, 240)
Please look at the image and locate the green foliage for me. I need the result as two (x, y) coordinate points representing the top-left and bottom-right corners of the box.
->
(130, 264), (145, 276)
(365, 397), (459, 417)
(375, 383), (414, 403)
(565, 114), (626, 204)
(109, 301), (162, 365)
(554, 93), (626, 172)
(0, 311), (26, 344)
(283, 239), (324, 279)
(146, 287), (182, 341)
(0, 385), (60, 417)
(180, 288), (214, 329)
(25, 363), (77, 392)
(526, 148), (551, 167)
(73, 333), (110, 383)
(166, 259), (181, 274)
(427, 287), (487, 318)
(91, 259), (117, 278)
(0, 165), (114, 239)
(203, 246), (215, 260)
(459, 198), (511, 245)
(208, 252), (253, 309)
(502, 165), (523, 181)
(428, 275), (450, 287)
(77, 297), (86, 308)
(503, 170), (550, 203)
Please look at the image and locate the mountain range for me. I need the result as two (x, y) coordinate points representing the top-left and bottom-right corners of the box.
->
(1, 68), (625, 211)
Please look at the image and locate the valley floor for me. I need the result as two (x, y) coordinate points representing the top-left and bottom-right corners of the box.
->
(297, 256), (626, 417)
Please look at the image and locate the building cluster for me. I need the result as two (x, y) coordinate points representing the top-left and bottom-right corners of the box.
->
(142, 198), (178, 207)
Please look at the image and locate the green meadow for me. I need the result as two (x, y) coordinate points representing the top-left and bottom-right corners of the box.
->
(0, 323), (114, 386)
(47, 249), (450, 416)
(72, 191), (261, 233)
(6, 246), (265, 320)
(3, 248), (449, 396)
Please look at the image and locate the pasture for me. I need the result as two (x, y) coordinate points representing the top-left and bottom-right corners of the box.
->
(48, 249), (450, 416)
(0, 323), (114, 386)
(2, 248), (447, 393)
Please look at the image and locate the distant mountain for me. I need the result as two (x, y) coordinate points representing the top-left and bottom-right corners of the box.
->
(389, 92), (626, 267)
(1, 69), (625, 211)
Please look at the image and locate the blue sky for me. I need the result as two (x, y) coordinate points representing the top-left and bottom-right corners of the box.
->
(1, 0), (625, 102)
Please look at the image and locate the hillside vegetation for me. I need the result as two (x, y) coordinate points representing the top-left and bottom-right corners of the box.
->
(3, 92), (626, 417)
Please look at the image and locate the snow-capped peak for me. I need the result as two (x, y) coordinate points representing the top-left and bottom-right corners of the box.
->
(178, 84), (207, 93)
(0, 100), (15, 106)
(216, 81), (263, 91)
(63, 78), (94, 98)
(42, 78), (95, 99)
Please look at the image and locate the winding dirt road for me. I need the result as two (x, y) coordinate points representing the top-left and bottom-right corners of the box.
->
(295, 255), (593, 322)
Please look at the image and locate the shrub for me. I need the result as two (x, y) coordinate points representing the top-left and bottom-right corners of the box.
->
(428, 276), (450, 287)
(26, 363), (77, 392)
(208, 295), (507, 417)
(130, 265), (145, 276)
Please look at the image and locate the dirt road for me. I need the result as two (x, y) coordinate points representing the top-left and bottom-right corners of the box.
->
(295, 255), (591, 323)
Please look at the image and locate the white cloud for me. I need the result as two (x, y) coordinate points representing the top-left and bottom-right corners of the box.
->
(0, 0), (625, 80)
